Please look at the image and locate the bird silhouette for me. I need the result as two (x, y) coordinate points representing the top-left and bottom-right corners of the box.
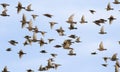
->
(108, 15), (116, 24)
(49, 22), (58, 29)
(66, 14), (77, 24)
(8, 40), (18, 46)
(25, 4), (33, 11)
(113, 0), (120, 4)
(80, 15), (88, 24)
(2, 66), (9, 72)
(18, 49), (26, 58)
(16, 2), (25, 14)
(98, 41), (107, 51)
(6, 48), (11, 52)
(31, 14), (38, 20)
(27, 69), (34, 72)
(0, 3), (9, 9)
(106, 2), (114, 11)
(110, 53), (118, 61)
(43, 14), (53, 18)
(56, 27), (65, 36)
(68, 49), (76, 56)
(99, 26), (107, 34)
(89, 10), (96, 14)
(20, 14), (28, 28)
(0, 9), (9, 16)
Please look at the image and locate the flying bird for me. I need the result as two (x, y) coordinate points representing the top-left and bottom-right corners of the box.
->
(6, 48), (12, 52)
(31, 14), (38, 20)
(2, 66), (9, 72)
(0, 3), (9, 9)
(80, 15), (88, 24)
(27, 69), (34, 72)
(20, 14), (28, 28)
(110, 53), (118, 61)
(106, 2), (114, 11)
(68, 49), (76, 56)
(25, 4), (33, 11)
(99, 26), (107, 34)
(18, 49), (26, 58)
(43, 14), (53, 18)
(89, 10), (96, 14)
(8, 40), (18, 46)
(49, 22), (58, 29)
(66, 14), (77, 24)
(16, 2), (25, 14)
(108, 15), (116, 24)
(98, 41), (107, 51)
(113, 0), (120, 4)
(0, 9), (10, 16)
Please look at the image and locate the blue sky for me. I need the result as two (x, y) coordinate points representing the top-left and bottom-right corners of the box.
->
(0, 0), (120, 72)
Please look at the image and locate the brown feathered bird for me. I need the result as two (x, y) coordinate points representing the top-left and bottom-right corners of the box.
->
(89, 10), (96, 14)
(49, 22), (58, 29)
(18, 50), (26, 58)
(80, 15), (88, 24)
(0, 3), (9, 9)
(25, 4), (33, 11)
(0, 9), (10, 16)
(106, 2), (114, 11)
(8, 40), (18, 46)
(66, 14), (77, 24)
(43, 14), (53, 18)
(16, 2), (25, 14)
(99, 26), (107, 34)
(2, 66), (9, 72)
(31, 14), (38, 20)
(113, 0), (120, 4)
(108, 15), (116, 24)
(98, 41), (107, 51)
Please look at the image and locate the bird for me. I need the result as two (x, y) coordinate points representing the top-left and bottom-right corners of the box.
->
(93, 20), (101, 26)
(89, 10), (96, 14)
(56, 27), (65, 36)
(20, 14), (28, 28)
(91, 51), (97, 55)
(40, 50), (47, 53)
(66, 14), (77, 24)
(32, 32), (39, 42)
(25, 4), (33, 11)
(18, 49), (26, 58)
(108, 15), (116, 24)
(23, 40), (29, 46)
(31, 14), (38, 20)
(68, 24), (77, 30)
(2, 66), (9, 72)
(98, 41), (107, 51)
(48, 39), (54, 43)
(54, 45), (62, 48)
(101, 64), (108, 67)
(43, 14), (53, 18)
(52, 63), (61, 70)
(116, 60), (120, 67)
(51, 53), (57, 58)
(26, 19), (34, 31)
(8, 40), (18, 46)
(40, 31), (47, 37)
(68, 34), (77, 39)
(6, 48), (12, 52)
(103, 57), (110, 63)
(38, 38), (47, 47)
(110, 53), (118, 61)
(16, 2), (25, 14)
(27, 69), (34, 72)
(68, 49), (76, 56)
(49, 22), (58, 29)
(80, 15), (88, 24)
(99, 26), (107, 34)
(115, 64), (119, 72)
(75, 37), (81, 43)
(0, 9), (10, 16)
(0, 3), (9, 9)
(113, 0), (120, 4)
(32, 26), (41, 33)
(106, 2), (114, 11)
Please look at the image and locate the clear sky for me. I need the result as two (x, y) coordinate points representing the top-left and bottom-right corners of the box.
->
(0, 0), (120, 72)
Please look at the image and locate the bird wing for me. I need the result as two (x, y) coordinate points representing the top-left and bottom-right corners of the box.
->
(27, 4), (32, 10)
(99, 41), (104, 49)
(68, 14), (74, 22)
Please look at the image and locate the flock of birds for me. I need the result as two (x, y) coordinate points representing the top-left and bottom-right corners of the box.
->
(1, 0), (120, 72)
